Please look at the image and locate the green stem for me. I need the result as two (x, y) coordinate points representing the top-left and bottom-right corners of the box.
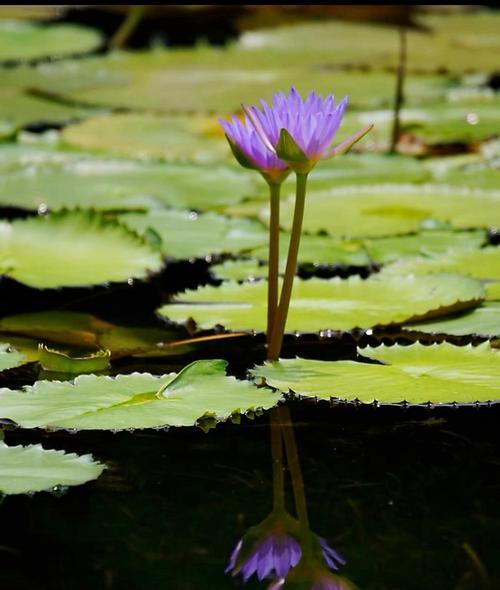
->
(267, 183), (281, 346)
(278, 406), (310, 535)
(267, 173), (308, 360)
(389, 26), (407, 154)
(270, 408), (285, 512)
(109, 6), (146, 50)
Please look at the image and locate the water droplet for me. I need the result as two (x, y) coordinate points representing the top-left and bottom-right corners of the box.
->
(189, 211), (198, 220)
(37, 203), (48, 215)
(466, 112), (479, 125)
(127, 278), (134, 286)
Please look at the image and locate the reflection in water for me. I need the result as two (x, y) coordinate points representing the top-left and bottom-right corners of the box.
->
(226, 406), (357, 589)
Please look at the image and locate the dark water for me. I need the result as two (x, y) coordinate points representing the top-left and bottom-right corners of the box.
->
(2, 400), (499, 590)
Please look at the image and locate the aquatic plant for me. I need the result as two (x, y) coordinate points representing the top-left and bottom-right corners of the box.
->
(221, 88), (372, 359)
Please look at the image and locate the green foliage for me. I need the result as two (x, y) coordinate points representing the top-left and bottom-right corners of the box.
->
(0, 211), (163, 289)
(159, 273), (483, 333)
(252, 342), (500, 404)
(0, 442), (105, 495)
(0, 360), (280, 430)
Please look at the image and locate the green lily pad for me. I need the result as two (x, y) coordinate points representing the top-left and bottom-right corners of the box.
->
(0, 359), (280, 431)
(268, 185), (500, 238)
(0, 442), (105, 495)
(0, 342), (26, 372)
(364, 230), (487, 265)
(384, 246), (500, 281)
(24, 48), (447, 114)
(61, 113), (230, 163)
(38, 344), (111, 373)
(159, 273), (484, 333)
(487, 282), (500, 301)
(0, 145), (258, 212)
(119, 209), (268, 260)
(0, 211), (163, 289)
(252, 341), (500, 405)
(404, 302), (500, 338)
(0, 21), (102, 62)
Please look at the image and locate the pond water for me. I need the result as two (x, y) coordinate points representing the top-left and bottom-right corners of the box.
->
(2, 401), (500, 590)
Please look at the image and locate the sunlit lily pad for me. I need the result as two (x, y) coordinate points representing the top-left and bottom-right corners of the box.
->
(252, 342), (500, 405)
(0, 211), (163, 289)
(119, 209), (268, 260)
(61, 113), (229, 163)
(0, 145), (258, 212)
(23, 48), (447, 114)
(0, 21), (102, 62)
(267, 185), (500, 238)
(364, 230), (487, 265)
(159, 273), (483, 333)
(0, 442), (105, 495)
(404, 302), (500, 338)
(0, 359), (280, 431)
(384, 246), (500, 282)
(0, 342), (26, 372)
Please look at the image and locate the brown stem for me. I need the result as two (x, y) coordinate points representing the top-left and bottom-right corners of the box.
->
(109, 6), (146, 50)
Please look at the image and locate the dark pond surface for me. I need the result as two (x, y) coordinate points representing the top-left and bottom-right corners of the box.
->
(2, 400), (500, 590)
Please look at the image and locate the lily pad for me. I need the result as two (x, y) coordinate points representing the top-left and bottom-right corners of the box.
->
(267, 185), (500, 238)
(0, 359), (280, 431)
(0, 211), (163, 289)
(159, 273), (484, 333)
(0, 145), (258, 212)
(24, 48), (447, 114)
(252, 342), (500, 405)
(384, 246), (500, 281)
(0, 442), (105, 495)
(364, 230), (487, 265)
(404, 302), (500, 338)
(119, 209), (268, 260)
(0, 342), (26, 372)
(0, 21), (102, 63)
(61, 113), (230, 163)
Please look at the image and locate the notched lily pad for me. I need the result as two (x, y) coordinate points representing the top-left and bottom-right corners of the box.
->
(0, 210), (163, 289)
(159, 273), (484, 334)
(0, 442), (105, 495)
(252, 342), (500, 405)
(0, 359), (280, 431)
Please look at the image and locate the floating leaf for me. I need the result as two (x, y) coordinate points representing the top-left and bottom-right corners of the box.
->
(38, 344), (111, 373)
(404, 302), (500, 338)
(0, 442), (105, 495)
(119, 209), (268, 260)
(0, 360), (280, 430)
(0, 211), (163, 289)
(0, 342), (26, 372)
(0, 145), (258, 212)
(159, 274), (484, 333)
(487, 282), (500, 301)
(24, 48), (446, 114)
(0, 21), (102, 62)
(364, 230), (487, 265)
(61, 113), (229, 163)
(266, 185), (500, 238)
(252, 342), (500, 405)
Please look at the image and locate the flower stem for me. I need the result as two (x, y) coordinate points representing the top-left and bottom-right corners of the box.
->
(267, 183), (281, 346)
(270, 408), (285, 512)
(278, 406), (310, 534)
(267, 173), (308, 360)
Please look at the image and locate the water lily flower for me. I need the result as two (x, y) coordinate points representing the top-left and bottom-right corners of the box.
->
(219, 114), (290, 185)
(243, 87), (373, 174)
(226, 510), (345, 583)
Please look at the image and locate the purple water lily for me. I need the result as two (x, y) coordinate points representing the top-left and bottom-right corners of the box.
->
(226, 511), (346, 583)
(219, 114), (290, 184)
(243, 87), (372, 173)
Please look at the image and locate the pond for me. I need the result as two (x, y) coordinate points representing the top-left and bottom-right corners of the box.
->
(0, 5), (499, 590)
